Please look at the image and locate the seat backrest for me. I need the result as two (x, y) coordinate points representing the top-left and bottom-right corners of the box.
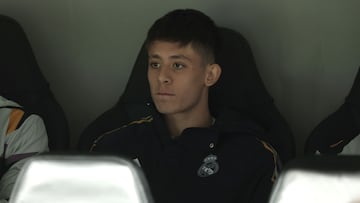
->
(269, 156), (360, 203)
(0, 14), (69, 150)
(78, 27), (295, 163)
(9, 154), (154, 203)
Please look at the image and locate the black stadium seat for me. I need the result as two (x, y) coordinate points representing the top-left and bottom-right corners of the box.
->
(0, 14), (70, 151)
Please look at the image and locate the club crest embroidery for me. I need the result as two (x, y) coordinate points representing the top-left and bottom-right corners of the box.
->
(197, 154), (219, 177)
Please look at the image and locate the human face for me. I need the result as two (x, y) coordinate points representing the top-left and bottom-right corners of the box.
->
(147, 40), (210, 117)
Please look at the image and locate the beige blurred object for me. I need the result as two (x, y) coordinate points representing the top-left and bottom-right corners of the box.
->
(9, 155), (153, 203)
(269, 156), (360, 203)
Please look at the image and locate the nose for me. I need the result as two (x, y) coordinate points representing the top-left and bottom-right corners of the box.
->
(158, 67), (172, 84)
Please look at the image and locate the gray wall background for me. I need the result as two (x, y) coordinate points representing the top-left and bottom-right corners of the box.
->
(1, 0), (359, 155)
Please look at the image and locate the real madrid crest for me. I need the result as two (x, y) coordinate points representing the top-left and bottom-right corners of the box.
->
(197, 154), (219, 177)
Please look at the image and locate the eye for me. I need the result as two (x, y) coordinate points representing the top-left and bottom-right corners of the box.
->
(149, 62), (161, 69)
(173, 63), (185, 70)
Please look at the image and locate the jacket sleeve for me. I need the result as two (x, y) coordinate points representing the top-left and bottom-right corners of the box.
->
(0, 114), (49, 200)
(249, 162), (276, 203)
(247, 139), (279, 203)
(242, 140), (281, 203)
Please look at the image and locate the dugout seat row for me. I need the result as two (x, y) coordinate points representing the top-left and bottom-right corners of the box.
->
(3, 13), (360, 203)
(4, 11), (360, 163)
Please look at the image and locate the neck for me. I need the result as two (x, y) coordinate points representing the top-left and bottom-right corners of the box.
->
(165, 108), (213, 138)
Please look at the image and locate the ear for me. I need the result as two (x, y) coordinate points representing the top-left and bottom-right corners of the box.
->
(204, 64), (222, 87)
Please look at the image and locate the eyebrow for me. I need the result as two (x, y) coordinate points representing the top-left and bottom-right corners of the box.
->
(149, 54), (192, 62)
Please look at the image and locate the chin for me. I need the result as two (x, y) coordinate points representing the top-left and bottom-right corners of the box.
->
(154, 104), (177, 115)
(156, 107), (175, 115)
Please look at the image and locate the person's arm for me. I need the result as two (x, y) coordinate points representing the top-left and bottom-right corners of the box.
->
(248, 139), (279, 203)
(249, 163), (276, 203)
(0, 114), (48, 200)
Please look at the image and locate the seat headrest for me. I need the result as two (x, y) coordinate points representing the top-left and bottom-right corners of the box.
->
(0, 14), (49, 96)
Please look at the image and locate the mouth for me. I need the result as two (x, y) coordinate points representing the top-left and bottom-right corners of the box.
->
(156, 92), (175, 100)
(157, 92), (175, 96)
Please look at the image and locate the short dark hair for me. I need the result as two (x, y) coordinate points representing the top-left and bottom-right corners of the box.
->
(145, 9), (219, 64)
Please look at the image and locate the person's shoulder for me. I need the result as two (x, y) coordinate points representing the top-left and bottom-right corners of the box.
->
(19, 113), (46, 132)
(218, 132), (278, 180)
(0, 97), (41, 129)
(121, 115), (154, 128)
(219, 129), (277, 164)
(91, 115), (154, 145)
(1, 106), (26, 135)
(235, 135), (278, 173)
(89, 115), (154, 153)
(105, 115), (154, 135)
(223, 132), (274, 154)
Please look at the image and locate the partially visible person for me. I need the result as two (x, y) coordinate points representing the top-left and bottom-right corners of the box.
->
(90, 9), (278, 203)
(0, 96), (48, 202)
(305, 67), (360, 155)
